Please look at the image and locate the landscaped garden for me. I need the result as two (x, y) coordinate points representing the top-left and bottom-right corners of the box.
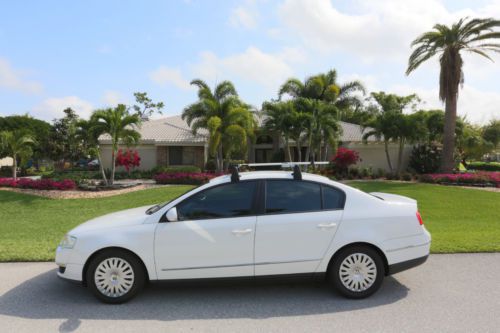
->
(0, 181), (498, 262)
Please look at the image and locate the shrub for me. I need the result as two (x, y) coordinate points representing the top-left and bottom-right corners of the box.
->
(0, 178), (76, 190)
(152, 165), (202, 174)
(409, 144), (441, 174)
(330, 148), (360, 177)
(419, 172), (499, 187)
(204, 159), (217, 172)
(115, 149), (141, 172)
(467, 161), (500, 172)
(401, 172), (413, 181)
(153, 172), (220, 185)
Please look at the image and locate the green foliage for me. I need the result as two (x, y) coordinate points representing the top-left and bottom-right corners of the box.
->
(0, 130), (36, 179)
(409, 144), (442, 174)
(151, 165), (201, 174)
(132, 92), (165, 119)
(48, 108), (82, 162)
(482, 119), (500, 148)
(467, 161), (500, 172)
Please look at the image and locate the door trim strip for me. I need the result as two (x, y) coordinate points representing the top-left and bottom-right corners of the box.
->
(161, 259), (320, 271)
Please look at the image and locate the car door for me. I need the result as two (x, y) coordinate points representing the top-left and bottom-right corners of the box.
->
(154, 181), (258, 280)
(255, 180), (344, 276)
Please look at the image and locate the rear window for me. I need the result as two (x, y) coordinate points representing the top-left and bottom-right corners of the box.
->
(322, 185), (345, 210)
(265, 180), (321, 214)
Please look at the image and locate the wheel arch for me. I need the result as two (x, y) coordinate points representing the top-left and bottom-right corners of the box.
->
(326, 242), (389, 277)
(82, 246), (150, 286)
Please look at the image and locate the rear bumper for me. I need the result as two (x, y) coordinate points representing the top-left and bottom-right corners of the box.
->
(387, 254), (428, 275)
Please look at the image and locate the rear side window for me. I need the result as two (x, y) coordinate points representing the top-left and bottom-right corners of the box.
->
(322, 185), (345, 210)
(177, 181), (257, 220)
(265, 180), (321, 214)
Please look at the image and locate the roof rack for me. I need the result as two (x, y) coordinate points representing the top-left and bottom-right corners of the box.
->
(230, 165), (240, 182)
(237, 161), (329, 168)
(292, 165), (302, 180)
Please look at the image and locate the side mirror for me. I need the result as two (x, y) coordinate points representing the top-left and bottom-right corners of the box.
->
(165, 207), (178, 222)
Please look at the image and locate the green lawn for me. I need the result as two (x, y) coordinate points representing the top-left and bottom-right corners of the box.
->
(0, 186), (193, 262)
(0, 181), (499, 261)
(347, 181), (500, 253)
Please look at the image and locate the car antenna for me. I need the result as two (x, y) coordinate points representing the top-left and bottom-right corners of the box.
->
(292, 165), (302, 180)
(230, 165), (240, 182)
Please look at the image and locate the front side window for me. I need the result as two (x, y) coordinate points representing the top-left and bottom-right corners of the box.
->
(177, 181), (257, 220)
(266, 180), (321, 214)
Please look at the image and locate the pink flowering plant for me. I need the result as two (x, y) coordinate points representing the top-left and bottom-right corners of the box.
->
(420, 172), (499, 187)
(153, 172), (221, 185)
(0, 178), (76, 190)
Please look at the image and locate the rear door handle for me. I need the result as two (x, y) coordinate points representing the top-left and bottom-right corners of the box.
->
(231, 228), (252, 236)
(317, 223), (337, 229)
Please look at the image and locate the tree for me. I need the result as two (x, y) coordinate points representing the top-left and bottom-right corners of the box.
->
(92, 104), (141, 185)
(363, 92), (422, 173)
(406, 17), (500, 172)
(182, 79), (256, 172)
(483, 119), (500, 149)
(0, 131), (35, 179)
(278, 69), (364, 164)
(457, 122), (494, 165)
(75, 117), (108, 183)
(262, 100), (296, 162)
(132, 92), (165, 119)
(49, 108), (81, 164)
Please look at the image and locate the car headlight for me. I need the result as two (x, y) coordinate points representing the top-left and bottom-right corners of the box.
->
(60, 234), (77, 249)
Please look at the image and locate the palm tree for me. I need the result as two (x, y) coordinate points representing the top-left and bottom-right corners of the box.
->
(182, 79), (255, 172)
(279, 69), (365, 163)
(0, 130), (35, 180)
(406, 17), (500, 172)
(75, 117), (108, 184)
(261, 100), (296, 162)
(92, 104), (141, 185)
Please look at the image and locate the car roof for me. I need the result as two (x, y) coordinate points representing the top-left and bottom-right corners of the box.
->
(209, 170), (333, 185)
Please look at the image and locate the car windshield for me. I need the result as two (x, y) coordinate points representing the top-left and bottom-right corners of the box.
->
(145, 186), (201, 215)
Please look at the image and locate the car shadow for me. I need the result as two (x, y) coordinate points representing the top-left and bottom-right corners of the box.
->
(0, 269), (409, 332)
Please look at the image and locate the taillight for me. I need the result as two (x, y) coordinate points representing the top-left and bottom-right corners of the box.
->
(416, 211), (424, 225)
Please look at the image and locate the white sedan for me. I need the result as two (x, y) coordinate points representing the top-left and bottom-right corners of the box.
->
(56, 169), (431, 303)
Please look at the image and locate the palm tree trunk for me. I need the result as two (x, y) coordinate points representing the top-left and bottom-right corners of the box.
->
(284, 136), (292, 162)
(97, 149), (108, 184)
(440, 94), (457, 173)
(12, 154), (17, 180)
(397, 138), (405, 174)
(110, 148), (116, 185)
(217, 144), (223, 173)
(384, 140), (393, 173)
(296, 140), (302, 164)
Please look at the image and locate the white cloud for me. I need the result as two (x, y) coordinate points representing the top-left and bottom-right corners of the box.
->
(32, 96), (94, 121)
(277, 0), (500, 62)
(0, 58), (43, 94)
(191, 46), (295, 88)
(229, 3), (258, 29)
(102, 90), (127, 106)
(390, 84), (500, 124)
(149, 66), (192, 90)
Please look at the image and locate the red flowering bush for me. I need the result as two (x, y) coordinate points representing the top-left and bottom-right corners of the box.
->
(115, 149), (141, 172)
(154, 172), (221, 185)
(331, 148), (360, 175)
(420, 172), (499, 187)
(0, 178), (76, 190)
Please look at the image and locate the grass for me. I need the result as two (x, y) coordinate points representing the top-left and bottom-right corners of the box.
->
(347, 181), (500, 253)
(0, 186), (193, 261)
(0, 181), (499, 261)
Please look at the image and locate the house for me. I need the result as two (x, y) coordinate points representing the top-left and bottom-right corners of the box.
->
(99, 115), (412, 171)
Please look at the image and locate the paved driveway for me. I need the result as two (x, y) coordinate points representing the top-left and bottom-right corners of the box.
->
(0, 254), (499, 333)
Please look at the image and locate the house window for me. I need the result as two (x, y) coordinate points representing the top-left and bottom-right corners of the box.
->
(169, 147), (183, 165)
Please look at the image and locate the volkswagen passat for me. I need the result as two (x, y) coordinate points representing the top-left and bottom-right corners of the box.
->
(56, 169), (431, 303)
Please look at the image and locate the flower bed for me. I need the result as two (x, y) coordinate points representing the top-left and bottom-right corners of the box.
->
(0, 178), (77, 190)
(420, 172), (500, 187)
(153, 172), (220, 185)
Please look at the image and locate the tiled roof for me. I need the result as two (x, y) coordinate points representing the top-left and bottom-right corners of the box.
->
(99, 115), (376, 144)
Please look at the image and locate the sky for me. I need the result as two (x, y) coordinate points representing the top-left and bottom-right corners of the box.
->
(0, 0), (499, 124)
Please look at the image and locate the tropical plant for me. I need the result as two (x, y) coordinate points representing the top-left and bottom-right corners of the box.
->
(406, 17), (500, 172)
(115, 149), (141, 173)
(182, 79), (256, 172)
(261, 100), (296, 162)
(0, 130), (35, 179)
(408, 144), (442, 174)
(49, 108), (81, 164)
(483, 119), (500, 148)
(92, 104), (141, 184)
(457, 122), (494, 166)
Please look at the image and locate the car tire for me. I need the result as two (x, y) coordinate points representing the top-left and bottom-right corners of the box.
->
(86, 249), (146, 304)
(329, 245), (385, 299)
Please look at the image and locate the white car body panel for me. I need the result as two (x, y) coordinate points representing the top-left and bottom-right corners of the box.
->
(55, 171), (431, 283)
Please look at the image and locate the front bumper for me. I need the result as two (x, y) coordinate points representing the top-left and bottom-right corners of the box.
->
(55, 246), (83, 282)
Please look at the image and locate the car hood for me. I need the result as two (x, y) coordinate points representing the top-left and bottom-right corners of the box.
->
(70, 205), (153, 234)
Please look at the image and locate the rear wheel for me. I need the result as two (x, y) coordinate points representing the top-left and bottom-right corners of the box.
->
(86, 249), (145, 304)
(329, 246), (385, 299)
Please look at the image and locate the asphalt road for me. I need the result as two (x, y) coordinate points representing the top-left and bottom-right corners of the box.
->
(0, 253), (499, 333)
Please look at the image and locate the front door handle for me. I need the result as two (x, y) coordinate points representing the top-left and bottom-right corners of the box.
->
(231, 228), (252, 236)
(317, 223), (337, 229)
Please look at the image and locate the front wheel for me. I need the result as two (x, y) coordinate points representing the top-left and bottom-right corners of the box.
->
(329, 246), (385, 299)
(86, 250), (145, 304)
